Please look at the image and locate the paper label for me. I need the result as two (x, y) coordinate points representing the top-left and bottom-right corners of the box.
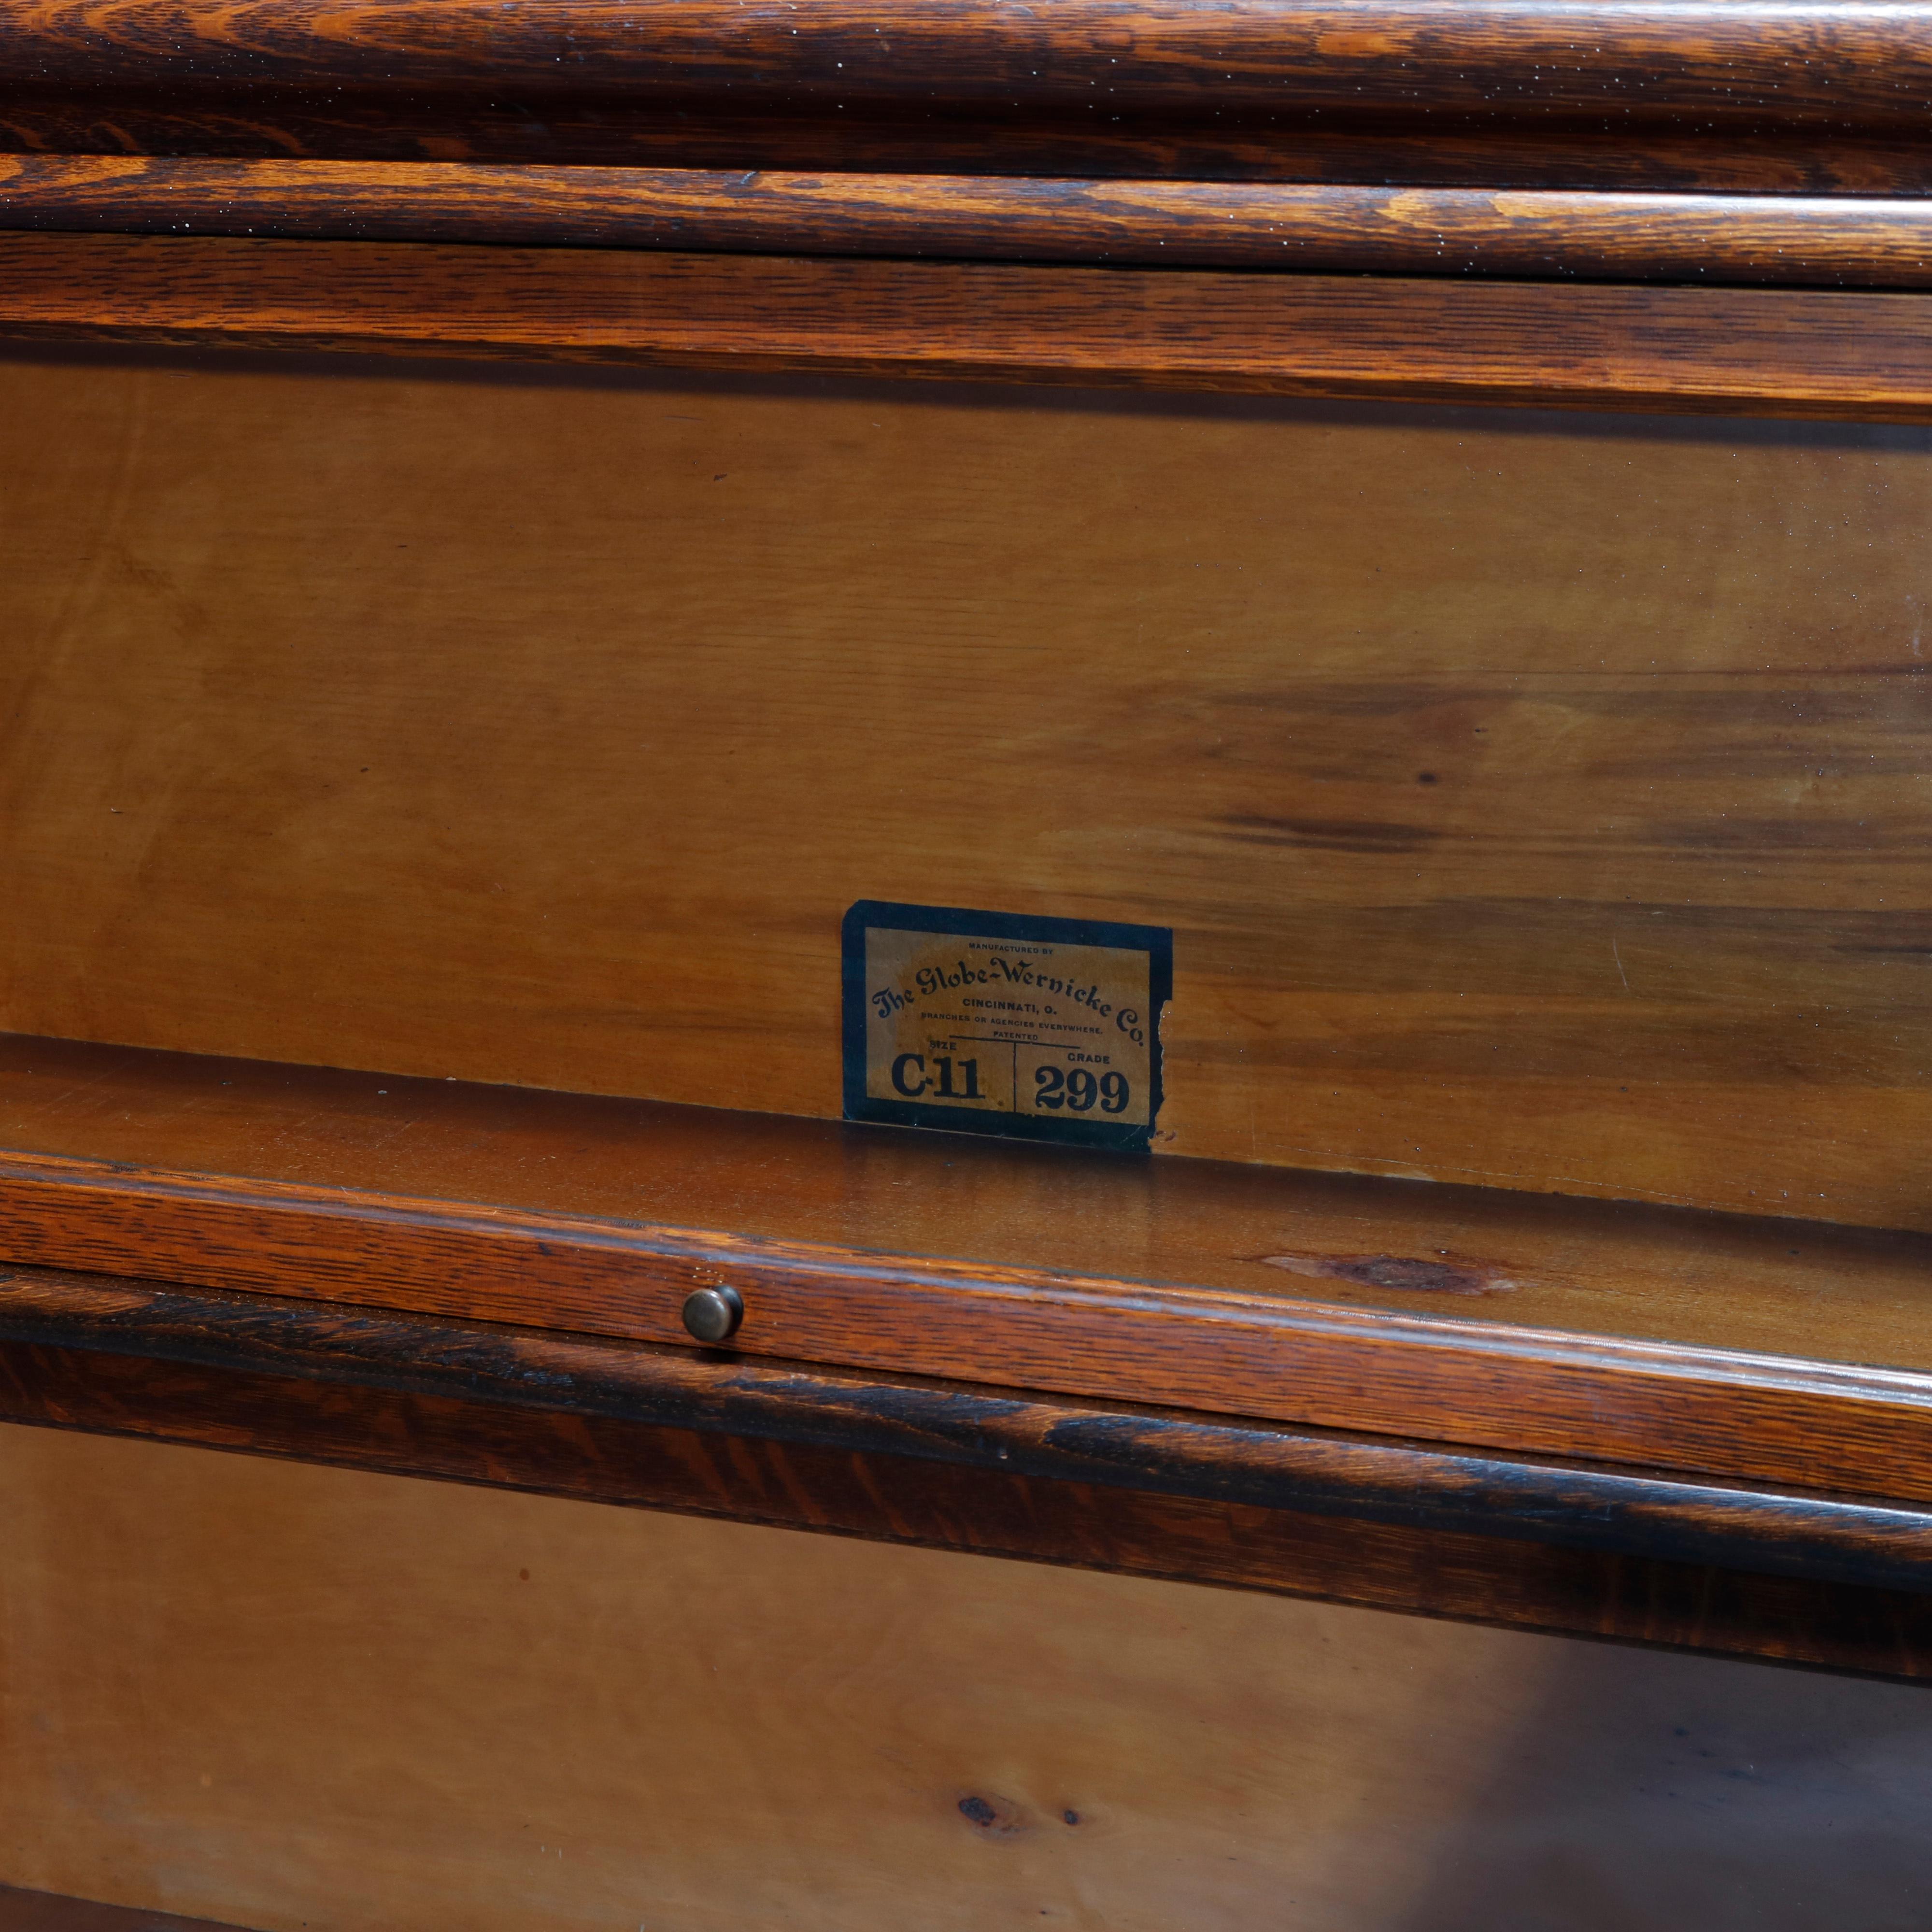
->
(842, 901), (1170, 1150)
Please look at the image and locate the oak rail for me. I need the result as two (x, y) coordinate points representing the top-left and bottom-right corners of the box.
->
(10, 1261), (1932, 1593)
(9, 233), (1932, 418)
(6, 160), (1932, 290)
(7, 1144), (1932, 1507)
(6, 1265), (1932, 1679)
(5, 0), (1932, 189)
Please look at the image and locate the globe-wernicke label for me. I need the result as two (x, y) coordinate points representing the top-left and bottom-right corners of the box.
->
(841, 900), (1171, 1151)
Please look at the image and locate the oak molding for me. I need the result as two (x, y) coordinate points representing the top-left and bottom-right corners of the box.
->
(6, 231), (1932, 418)
(6, 0), (1925, 123)
(6, 159), (1932, 290)
(9, 1261), (1932, 1592)
(3, 0), (1932, 189)
(7, 1146), (1932, 1512)
(4, 1264), (1932, 1680)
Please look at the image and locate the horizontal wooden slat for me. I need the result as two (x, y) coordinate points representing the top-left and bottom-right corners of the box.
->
(9, 108), (1930, 196)
(7, 1033), (1929, 1370)
(5, 1), (1931, 187)
(7, 1032), (1932, 1501)
(7, 159), (1932, 290)
(7, 1135), (1932, 1506)
(8, 1264), (1932, 1593)
(4, 0), (1924, 124)
(6, 1268), (1932, 1679)
(5, 232), (1932, 415)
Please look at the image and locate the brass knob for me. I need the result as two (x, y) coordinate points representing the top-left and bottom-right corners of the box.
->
(682, 1284), (744, 1344)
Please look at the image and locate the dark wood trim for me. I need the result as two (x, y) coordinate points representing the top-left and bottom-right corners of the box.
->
(7, 159), (1932, 290)
(4, 1267), (1932, 1680)
(5, 0), (1931, 180)
(5, 232), (1932, 418)
(8, 0), (1932, 185)
(7, 110), (1929, 196)
(8, 1148), (1932, 1509)
(9, 0), (1926, 127)
(11, 1264), (1932, 1592)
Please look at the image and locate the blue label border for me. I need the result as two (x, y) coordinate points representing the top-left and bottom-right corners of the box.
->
(840, 899), (1172, 1152)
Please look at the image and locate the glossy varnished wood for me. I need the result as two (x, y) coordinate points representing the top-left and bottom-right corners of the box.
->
(5, 1040), (1932, 1509)
(12, 109), (1932, 198)
(8, 0), (1926, 125)
(15, 1146), (1932, 1505)
(8, 6), (1932, 1923)
(4, 0), (1932, 192)
(8, 159), (1932, 290)
(6, 361), (1932, 1230)
(6, 1267), (1932, 1678)
(14, 1264), (1932, 1595)
(7, 234), (1932, 414)
(7, 1035), (1928, 1370)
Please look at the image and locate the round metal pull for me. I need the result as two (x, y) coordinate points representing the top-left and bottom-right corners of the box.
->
(682, 1284), (744, 1344)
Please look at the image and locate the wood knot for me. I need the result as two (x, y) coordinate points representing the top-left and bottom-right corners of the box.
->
(1255, 1251), (1516, 1297)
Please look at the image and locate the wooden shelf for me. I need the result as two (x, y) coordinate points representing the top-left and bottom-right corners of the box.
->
(3, 1030), (1932, 1677)
(9, 160), (1932, 292)
(11, 5), (1932, 1925)
(10, 1029), (1929, 1369)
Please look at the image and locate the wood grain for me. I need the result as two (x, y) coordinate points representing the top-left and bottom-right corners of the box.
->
(10, 1427), (1932, 1930)
(7, 0), (1927, 125)
(13, 1264), (1932, 1594)
(9, 159), (1932, 290)
(6, 360), (1932, 1233)
(9, 105), (1932, 196)
(3, 0), (1932, 199)
(8, 233), (1932, 414)
(7, 1033), (1931, 1369)
(9, 1118), (1932, 1507)
(7, 1272), (1932, 1679)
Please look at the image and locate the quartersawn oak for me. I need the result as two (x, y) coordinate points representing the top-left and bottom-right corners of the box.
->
(8, 0), (1927, 124)
(8, 1034), (1930, 1374)
(5, 1264), (1932, 1680)
(4, 0), (1932, 190)
(6, 233), (1932, 416)
(13, 1143), (1932, 1506)
(5, 1038), (1932, 1510)
(10, 1263), (1932, 1591)
(6, 159), (1932, 290)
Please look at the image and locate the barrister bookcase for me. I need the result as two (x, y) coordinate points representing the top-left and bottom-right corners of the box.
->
(6, 3), (1932, 1926)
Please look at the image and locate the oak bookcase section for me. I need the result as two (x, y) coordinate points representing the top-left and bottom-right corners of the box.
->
(5, 348), (1932, 1227)
(0, 1031), (1930, 1681)
(5, 0), (1932, 1719)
